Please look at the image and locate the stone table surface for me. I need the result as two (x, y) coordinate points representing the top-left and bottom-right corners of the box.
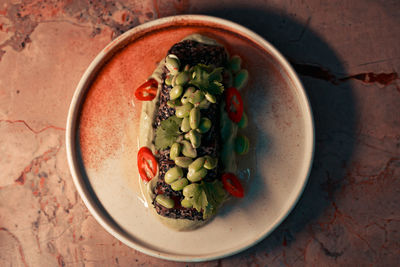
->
(0, 0), (399, 266)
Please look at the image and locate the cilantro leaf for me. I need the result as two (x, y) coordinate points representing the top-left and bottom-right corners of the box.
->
(207, 81), (224, 95)
(208, 67), (224, 82)
(189, 65), (209, 91)
(201, 180), (228, 219)
(187, 180), (228, 219)
(155, 116), (182, 150)
(189, 65), (225, 95)
(197, 64), (214, 72)
(192, 189), (208, 213)
(186, 180), (228, 219)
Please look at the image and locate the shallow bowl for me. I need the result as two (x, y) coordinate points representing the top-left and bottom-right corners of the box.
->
(66, 15), (314, 262)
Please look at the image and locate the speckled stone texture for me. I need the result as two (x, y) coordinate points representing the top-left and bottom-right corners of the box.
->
(0, 0), (399, 266)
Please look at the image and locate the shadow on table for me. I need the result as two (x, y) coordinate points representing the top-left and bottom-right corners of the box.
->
(198, 7), (356, 257)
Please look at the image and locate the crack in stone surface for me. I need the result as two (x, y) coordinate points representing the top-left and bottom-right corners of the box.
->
(339, 72), (399, 86)
(0, 227), (28, 267)
(289, 16), (311, 42)
(316, 237), (344, 259)
(290, 61), (399, 87)
(0, 119), (65, 134)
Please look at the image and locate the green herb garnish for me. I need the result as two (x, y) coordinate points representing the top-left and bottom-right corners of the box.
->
(190, 180), (228, 219)
(192, 188), (208, 214)
(189, 64), (225, 95)
(201, 180), (228, 219)
(155, 116), (182, 150)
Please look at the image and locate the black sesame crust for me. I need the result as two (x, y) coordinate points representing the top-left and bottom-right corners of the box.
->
(152, 39), (228, 220)
(169, 40), (227, 71)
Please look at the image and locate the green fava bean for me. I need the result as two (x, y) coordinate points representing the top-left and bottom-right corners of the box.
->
(189, 90), (204, 105)
(229, 55), (242, 74)
(175, 103), (193, 118)
(167, 99), (181, 108)
(165, 55), (180, 75)
(164, 166), (183, 184)
(198, 98), (210, 109)
(204, 155), (218, 170)
(181, 140), (197, 158)
(205, 92), (217, 103)
(169, 85), (183, 100)
(175, 135), (184, 143)
(181, 97), (189, 105)
(170, 143), (181, 160)
(156, 195), (174, 209)
(188, 157), (205, 173)
(171, 75), (177, 87)
(234, 69), (249, 90)
(197, 117), (212, 133)
(188, 129), (201, 148)
(175, 71), (190, 86)
(190, 107), (200, 129)
(184, 132), (190, 140)
(165, 75), (173, 86)
(181, 198), (193, 208)
(237, 112), (248, 128)
(171, 178), (189, 191)
(181, 87), (195, 104)
(235, 135), (250, 155)
(174, 157), (193, 168)
(180, 116), (191, 132)
(183, 183), (201, 198)
(187, 167), (207, 182)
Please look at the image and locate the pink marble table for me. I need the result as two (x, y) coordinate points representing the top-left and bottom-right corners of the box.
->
(1, 0), (399, 266)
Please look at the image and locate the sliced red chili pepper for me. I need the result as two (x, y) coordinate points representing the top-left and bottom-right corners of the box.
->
(221, 173), (244, 198)
(134, 78), (158, 101)
(225, 87), (244, 123)
(137, 147), (158, 182)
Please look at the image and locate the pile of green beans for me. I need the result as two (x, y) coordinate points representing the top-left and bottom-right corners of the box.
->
(156, 54), (251, 210)
(156, 54), (219, 209)
(228, 55), (249, 90)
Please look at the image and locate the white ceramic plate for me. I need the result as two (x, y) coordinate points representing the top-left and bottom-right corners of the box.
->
(66, 15), (314, 262)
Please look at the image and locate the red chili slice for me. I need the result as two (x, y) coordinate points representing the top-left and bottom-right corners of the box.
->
(225, 87), (244, 123)
(221, 173), (244, 198)
(137, 147), (158, 182)
(134, 78), (158, 101)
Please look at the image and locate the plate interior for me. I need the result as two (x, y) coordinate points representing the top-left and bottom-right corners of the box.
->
(70, 17), (313, 261)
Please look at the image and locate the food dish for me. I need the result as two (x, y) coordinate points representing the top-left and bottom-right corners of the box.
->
(66, 15), (314, 261)
(136, 34), (250, 231)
